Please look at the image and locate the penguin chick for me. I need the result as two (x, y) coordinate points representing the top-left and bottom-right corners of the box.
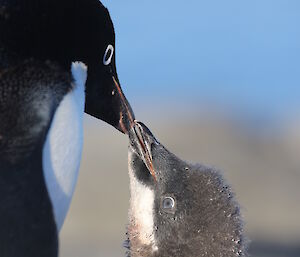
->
(126, 122), (247, 257)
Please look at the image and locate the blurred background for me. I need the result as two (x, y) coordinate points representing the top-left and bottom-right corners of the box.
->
(60, 1), (300, 256)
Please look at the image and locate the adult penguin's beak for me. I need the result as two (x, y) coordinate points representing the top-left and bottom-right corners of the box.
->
(84, 59), (135, 134)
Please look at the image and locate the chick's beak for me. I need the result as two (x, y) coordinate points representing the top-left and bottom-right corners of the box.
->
(129, 122), (157, 182)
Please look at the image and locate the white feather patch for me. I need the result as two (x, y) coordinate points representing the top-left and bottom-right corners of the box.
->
(128, 151), (156, 247)
(42, 62), (87, 231)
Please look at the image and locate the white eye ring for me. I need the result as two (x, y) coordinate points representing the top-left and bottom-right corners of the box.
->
(162, 196), (176, 210)
(103, 44), (114, 65)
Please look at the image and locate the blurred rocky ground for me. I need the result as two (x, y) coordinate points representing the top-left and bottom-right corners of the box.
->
(60, 111), (300, 257)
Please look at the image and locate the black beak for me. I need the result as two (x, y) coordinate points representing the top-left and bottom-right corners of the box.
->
(129, 121), (158, 181)
(84, 62), (135, 134)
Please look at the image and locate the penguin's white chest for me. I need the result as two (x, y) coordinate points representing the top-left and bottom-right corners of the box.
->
(42, 63), (87, 231)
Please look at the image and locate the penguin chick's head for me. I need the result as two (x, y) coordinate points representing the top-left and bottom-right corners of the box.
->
(127, 122), (246, 257)
(0, 0), (134, 133)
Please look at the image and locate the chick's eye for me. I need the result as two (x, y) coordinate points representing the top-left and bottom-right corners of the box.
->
(103, 44), (114, 65)
(162, 196), (175, 210)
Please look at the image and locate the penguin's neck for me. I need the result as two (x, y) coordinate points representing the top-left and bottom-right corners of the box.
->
(42, 62), (87, 230)
(126, 165), (158, 257)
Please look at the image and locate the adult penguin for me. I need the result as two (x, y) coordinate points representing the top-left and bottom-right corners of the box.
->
(0, 0), (134, 256)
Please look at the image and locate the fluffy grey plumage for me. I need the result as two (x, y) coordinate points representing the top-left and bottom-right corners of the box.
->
(126, 122), (247, 257)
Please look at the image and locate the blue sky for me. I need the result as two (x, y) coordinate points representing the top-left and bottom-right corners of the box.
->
(102, 0), (300, 122)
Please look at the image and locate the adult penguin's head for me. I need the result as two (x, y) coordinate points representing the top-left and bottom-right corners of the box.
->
(0, 0), (134, 132)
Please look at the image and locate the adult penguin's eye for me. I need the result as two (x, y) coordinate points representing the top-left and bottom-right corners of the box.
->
(103, 44), (114, 65)
(161, 196), (176, 213)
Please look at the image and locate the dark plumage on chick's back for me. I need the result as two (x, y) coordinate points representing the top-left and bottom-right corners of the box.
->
(127, 122), (247, 257)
